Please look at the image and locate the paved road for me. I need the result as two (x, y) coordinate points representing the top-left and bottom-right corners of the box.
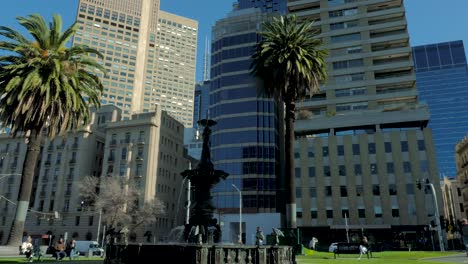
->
(425, 253), (468, 263)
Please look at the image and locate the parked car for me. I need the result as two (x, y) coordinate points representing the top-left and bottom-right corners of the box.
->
(329, 242), (338, 252)
(74, 241), (104, 257)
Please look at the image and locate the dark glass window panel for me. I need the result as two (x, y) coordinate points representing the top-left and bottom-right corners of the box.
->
(352, 144), (360, 155)
(295, 168), (301, 178)
(340, 186), (348, 197)
(354, 164), (362, 175)
(401, 141), (409, 152)
(392, 209), (400, 217)
(337, 145), (345, 156)
(342, 209), (349, 218)
(326, 210), (333, 218)
(322, 147), (329, 157)
(438, 43), (452, 66)
(450, 41), (466, 64)
(368, 143), (376, 154)
(356, 185), (363, 196)
(387, 163), (394, 173)
(413, 47), (428, 69)
(324, 166), (331, 176)
(339, 165), (346, 176)
(309, 167), (316, 177)
(358, 209), (365, 218)
(417, 140), (426, 151)
(309, 187), (317, 197)
(426, 45), (440, 67)
(385, 142), (392, 153)
(372, 185), (380, 196)
(296, 187), (302, 198)
(325, 186), (332, 196)
(311, 210), (318, 219)
(389, 184), (397, 195)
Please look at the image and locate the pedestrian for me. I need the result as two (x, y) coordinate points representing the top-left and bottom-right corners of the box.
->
(461, 218), (468, 256)
(358, 236), (369, 260)
(54, 237), (66, 261)
(309, 237), (318, 250)
(255, 226), (264, 246)
(21, 236), (33, 262)
(67, 239), (77, 260)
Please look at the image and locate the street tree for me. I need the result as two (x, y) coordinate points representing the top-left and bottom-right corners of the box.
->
(0, 14), (105, 245)
(250, 15), (328, 228)
(79, 176), (165, 244)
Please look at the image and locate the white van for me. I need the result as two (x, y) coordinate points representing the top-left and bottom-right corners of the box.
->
(74, 241), (104, 257)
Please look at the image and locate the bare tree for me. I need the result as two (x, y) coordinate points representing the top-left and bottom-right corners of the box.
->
(79, 176), (165, 244)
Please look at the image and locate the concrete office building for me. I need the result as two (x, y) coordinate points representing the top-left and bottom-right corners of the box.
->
(413, 41), (468, 177)
(0, 105), (189, 244)
(456, 136), (468, 219)
(75, 0), (198, 126)
(101, 105), (187, 241)
(288, 0), (441, 243)
(441, 177), (464, 236)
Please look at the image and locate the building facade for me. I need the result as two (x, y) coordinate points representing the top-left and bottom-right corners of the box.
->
(441, 176), (464, 237)
(412, 40), (468, 177)
(456, 136), (468, 219)
(75, 0), (198, 126)
(288, 0), (442, 244)
(0, 106), (189, 244)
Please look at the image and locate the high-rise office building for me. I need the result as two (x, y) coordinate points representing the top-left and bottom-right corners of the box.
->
(75, 0), (198, 127)
(412, 41), (468, 177)
(288, 0), (441, 242)
(209, 2), (287, 243)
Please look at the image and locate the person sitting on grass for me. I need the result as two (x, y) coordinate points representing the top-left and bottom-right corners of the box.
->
(54, 238), (67, 261)
(21, 236), (34, 262)
(358, 236), (370, 260)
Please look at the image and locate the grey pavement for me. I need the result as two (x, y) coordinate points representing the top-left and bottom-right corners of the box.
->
(0, 246), (19, 258)
(424, 253), (468, 263)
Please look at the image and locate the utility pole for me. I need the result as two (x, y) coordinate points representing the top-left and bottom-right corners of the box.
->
(232, 184), (242, 244)
(185, 162), (192, 225)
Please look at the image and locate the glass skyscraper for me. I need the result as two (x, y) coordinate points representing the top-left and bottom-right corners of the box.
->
(413, 41), (468, 177)
(209, 1), (288, 243)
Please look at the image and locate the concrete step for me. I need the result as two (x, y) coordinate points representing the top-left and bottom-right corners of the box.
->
(0, 246), (20, 256)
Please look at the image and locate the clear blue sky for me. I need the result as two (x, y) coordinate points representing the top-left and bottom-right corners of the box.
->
(0, 0), (466, 81)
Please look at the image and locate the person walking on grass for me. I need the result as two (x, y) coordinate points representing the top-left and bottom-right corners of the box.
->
(461, 218), (468, 256)
(358, 236), (369, 260)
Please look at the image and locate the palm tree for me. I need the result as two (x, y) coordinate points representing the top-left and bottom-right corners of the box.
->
(0, 14), (105, 245)
(250, 15), (328, 229)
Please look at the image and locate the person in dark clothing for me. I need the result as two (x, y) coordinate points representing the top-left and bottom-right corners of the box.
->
(358, 236), (370, 260)
(462, 219), (468, 256)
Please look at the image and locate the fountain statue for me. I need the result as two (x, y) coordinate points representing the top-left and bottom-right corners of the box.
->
(181, 119), (228, 244)
(104, 118), (295, 263)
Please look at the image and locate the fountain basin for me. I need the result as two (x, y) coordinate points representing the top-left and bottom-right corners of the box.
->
(105, 243), (295, 264)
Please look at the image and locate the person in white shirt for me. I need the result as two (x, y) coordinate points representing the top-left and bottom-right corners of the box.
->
(21, 236), (33, 262)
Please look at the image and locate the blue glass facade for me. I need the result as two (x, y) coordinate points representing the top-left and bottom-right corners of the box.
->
(237, 0), (287, 14)
(210, 7), (282, 211)
(412, 40), (468, 177)
(193, 80), (210, 127)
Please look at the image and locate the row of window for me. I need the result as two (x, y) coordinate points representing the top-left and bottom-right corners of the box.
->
(305, 207), (399, 219)
(296, 160), (428, 177)
(295, 140), (426, 158)
(297, 183), (426, 198)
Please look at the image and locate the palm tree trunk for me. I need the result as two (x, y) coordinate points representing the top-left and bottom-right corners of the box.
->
(6, 129), (42, 246)
(284, 100), (297, 229)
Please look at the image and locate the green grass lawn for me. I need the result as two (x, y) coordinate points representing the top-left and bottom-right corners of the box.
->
(0, 256), (102, 263)
(296, 251), (462, 264)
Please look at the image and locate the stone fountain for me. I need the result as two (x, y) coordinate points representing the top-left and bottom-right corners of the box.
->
(104, 119), (295, 264)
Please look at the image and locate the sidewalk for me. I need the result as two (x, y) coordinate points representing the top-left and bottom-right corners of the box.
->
(424, 252), (468, 263)
(0, 246), (19, 258)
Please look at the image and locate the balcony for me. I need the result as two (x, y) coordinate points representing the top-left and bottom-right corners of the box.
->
(65, 190), (72, 196)
(69, 159), (76, 164)
(39, 191), (46, 197)
(137, 139), (145, 145)
(71, 143), (79, 149)
(120, 139), (131, 144)
(136, 156), (144, 161)
(107, 156), (115, 162)
(47, 145), (54, 151)
(56, 145), (65, 150)
(44, 160), (51, 166)
(109, 139), (117, 146)
(67, 175), (74, 181)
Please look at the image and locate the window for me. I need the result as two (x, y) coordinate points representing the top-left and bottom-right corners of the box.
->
(308, 151), (314, 158)
(121, 147), (127, 160)
(325, 186), (332, 196)
(296, 187), (302, 198)
(370, 163), (378, 174)
(309, 167), (316, 177)
(295, 168), (301, 178)
(389, 184), (397, 195)
(324, 166), (331, 177)
(354, 164), (362, 175)
(340, 186), (348, 197)
(403, 162), (411, 173)
(406, 184), (415, 195)
(401, 141), (409, 152)
(309, 187), (317, 198)
(339, 165), (346, 176)
(331, 33), (361, 43)
(374, 206), (383, 218)
(372, 185), (380, 195)
(342, 209), (350, 218)
(356, 185), (363, 196)
(310, 210), (318, 219)
(75, 216), (80, 226)
(358, 209), (366, 218)
(368, 143), (376, 154)
(387, 163), (394, 173)
(89, 216), (94, 226)
(329, 8), (358, 18)
(384, 142), (392, 153)
(352, 144), (360, 155)
(392, 209), (400, 217)
(326, 209), (333, 219)
(294, 152), (300, 159)
(322, 146), (329, 157)
(337, 145), (344, 156)
(333, 59), (363, 70)
(417, 140), (425, 151)
(119, 164), (126, 177)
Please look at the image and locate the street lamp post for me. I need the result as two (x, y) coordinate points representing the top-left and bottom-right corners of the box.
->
(232, 184), (242, 244)
(417, 178), (445, 252)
